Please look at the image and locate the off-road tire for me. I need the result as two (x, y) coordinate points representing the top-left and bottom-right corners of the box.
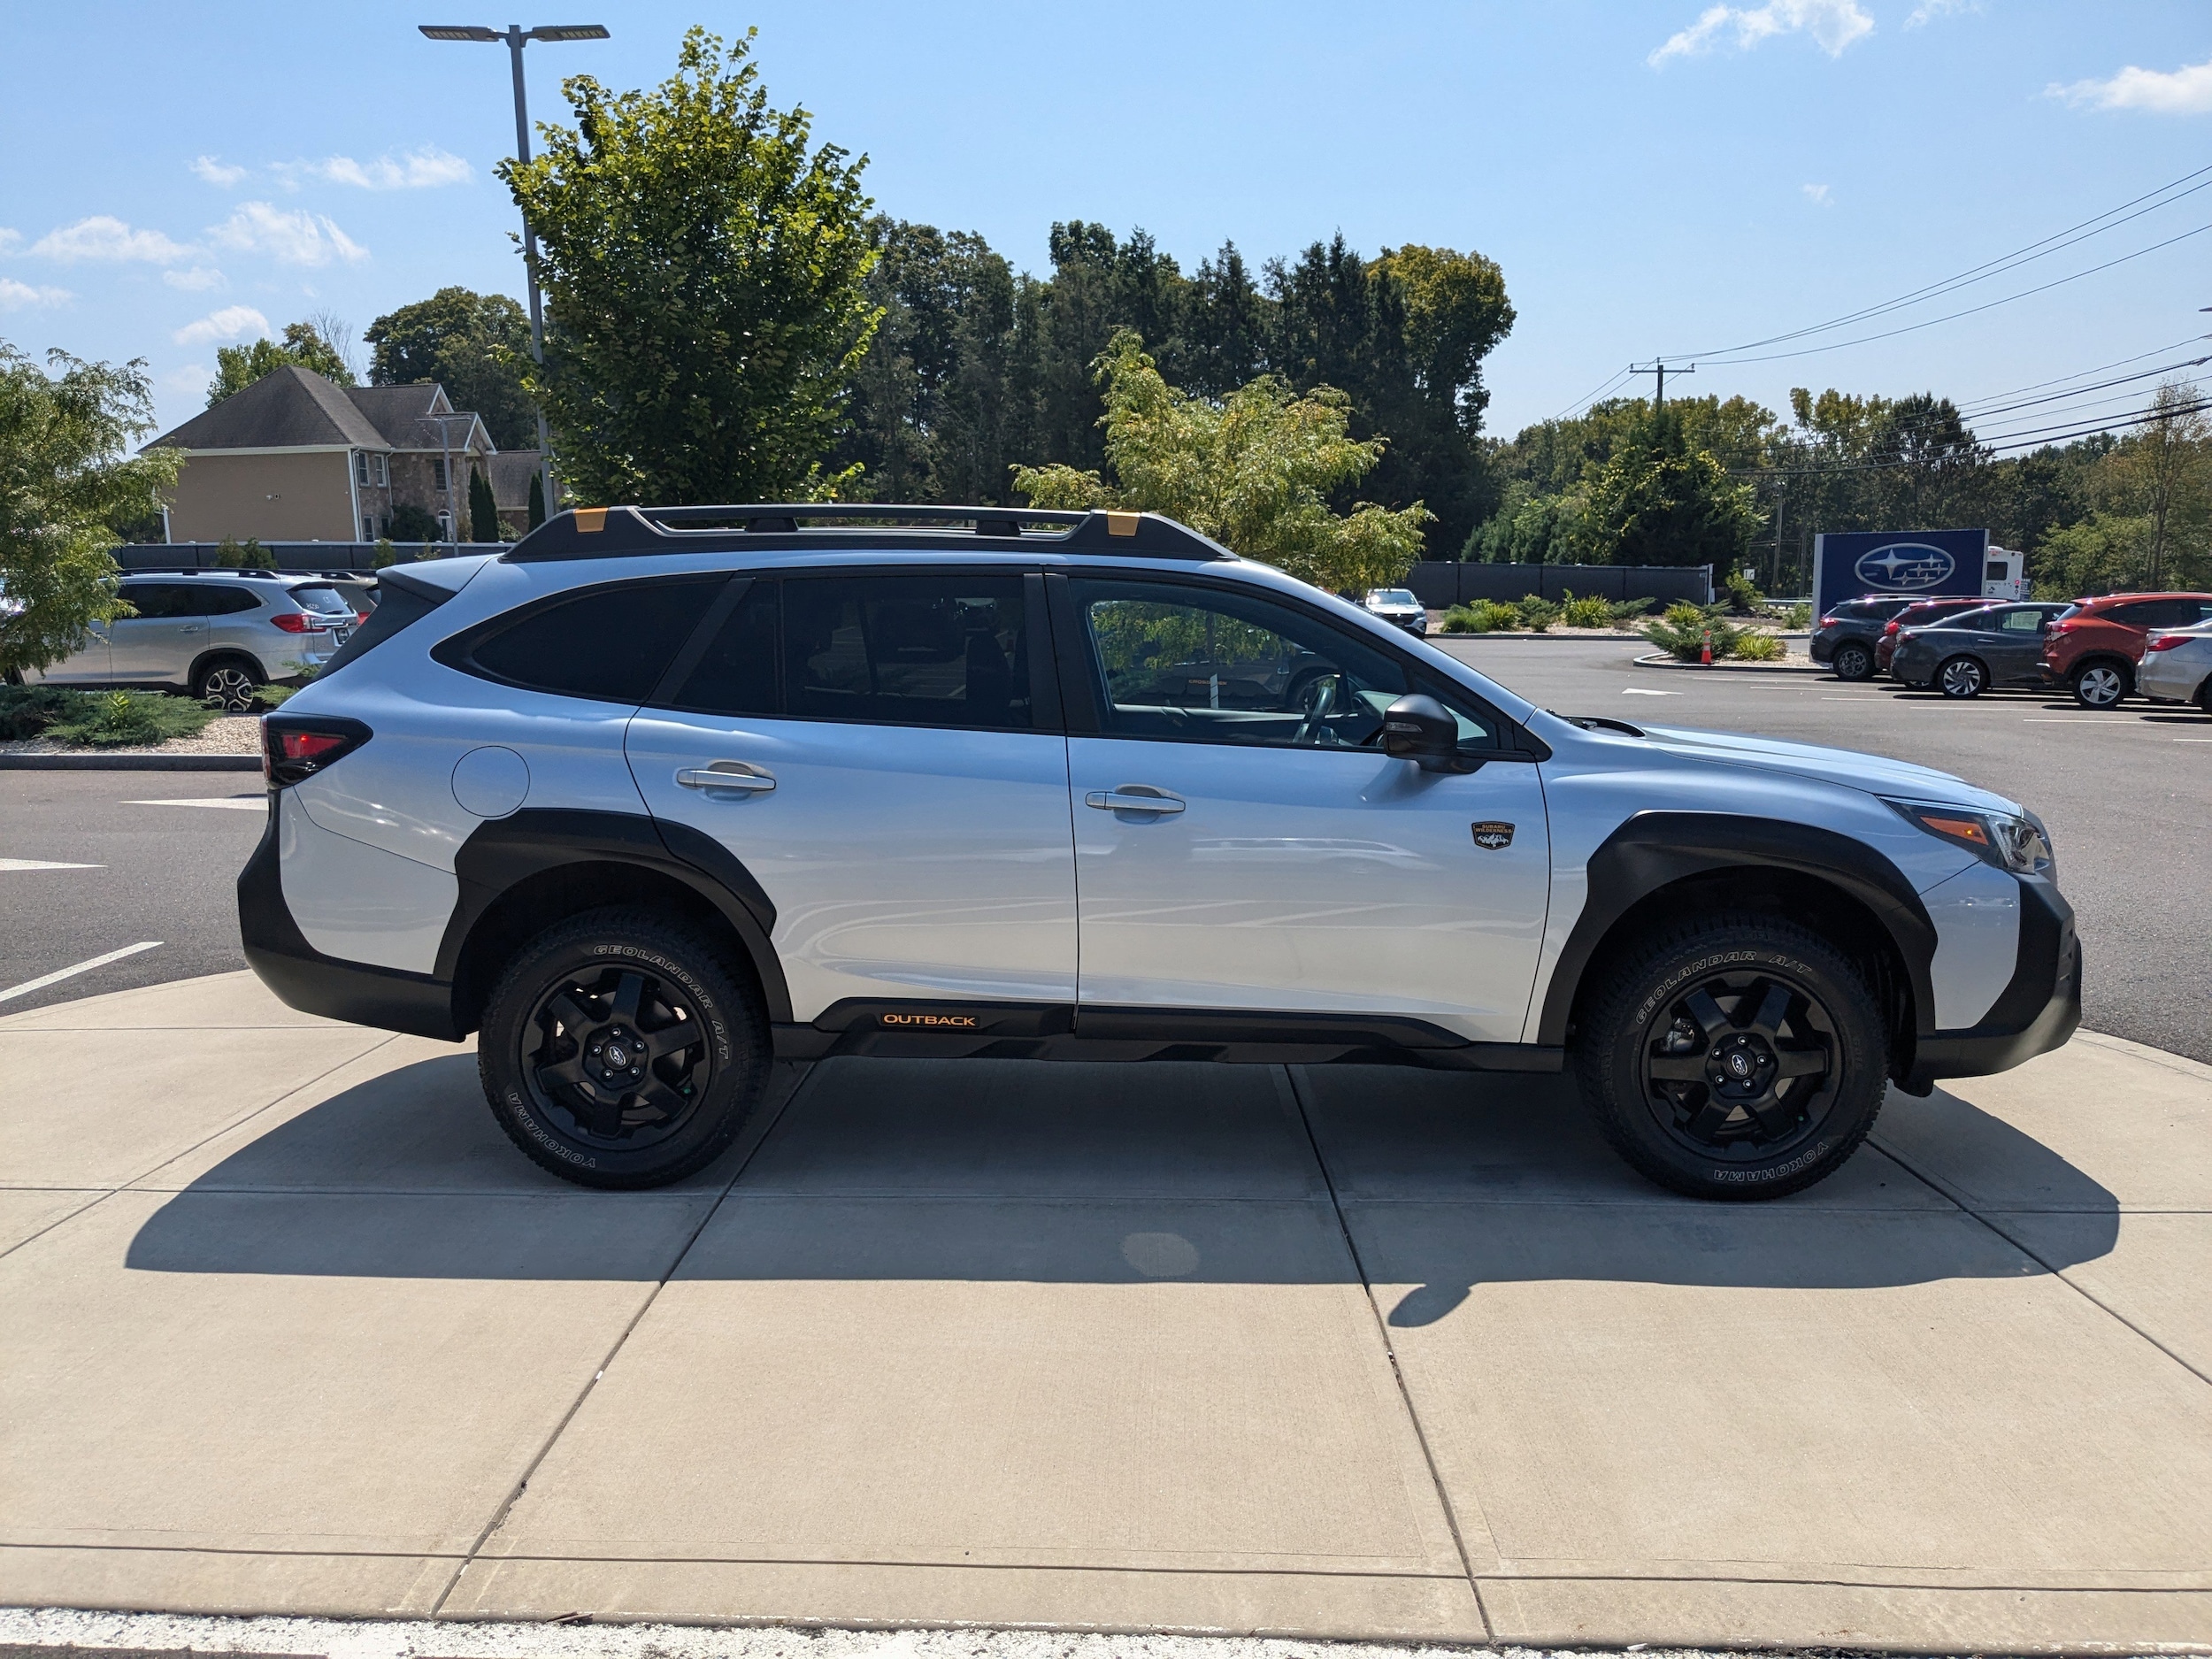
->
(193, 656), (263, 711)
(1832, 641), (1873, 681)
(479, 905), (769, 1189)
(1573, 913), (1888, 1201)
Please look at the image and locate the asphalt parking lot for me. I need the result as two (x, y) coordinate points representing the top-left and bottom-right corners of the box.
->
(4, 637), (2204, 1060)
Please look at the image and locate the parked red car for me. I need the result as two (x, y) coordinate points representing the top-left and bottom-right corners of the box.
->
(1876, 596), (1995, 675)
(2041, 592), (2212, 708)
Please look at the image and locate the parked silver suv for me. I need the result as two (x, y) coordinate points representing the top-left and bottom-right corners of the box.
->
(24, 572), (364, 709)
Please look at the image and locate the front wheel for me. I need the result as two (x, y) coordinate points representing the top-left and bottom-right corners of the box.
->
(1573, 914), (1888, 1200)
(1832, 641), (1873, 681)
(1937, 656), (1986, 699)
(479, 906), (769, 1188)
(2071, 661), (2130, 709)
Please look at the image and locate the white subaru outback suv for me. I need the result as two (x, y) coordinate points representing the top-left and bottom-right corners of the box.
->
(240, 504), (2079, 1199)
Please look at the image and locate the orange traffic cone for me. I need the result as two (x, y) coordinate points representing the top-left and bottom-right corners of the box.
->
(1701, 632), (1713, 665)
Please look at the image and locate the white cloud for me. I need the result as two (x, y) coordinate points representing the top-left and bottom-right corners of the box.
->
(295, 146), (474, 190)
(29, 215), (193, 264)
(1649, 0), (1873, 65)
(0, 227), (19, 255)
(190, 155), (247, 187)
(1905, 0), (1976, 27)
(163, 266), (227, 292)
(173, 304), (271, 346)
(160, 365), (211, 399)
(0, 276), (73, 311)
(1802, 182), (1832, 204)
(205, 202), (369, 266)
(2050, 57), (2212, 115)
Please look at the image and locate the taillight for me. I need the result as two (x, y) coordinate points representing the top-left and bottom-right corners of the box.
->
(355, 611), (371, 626)
(261, 716), (372, 787)
(2147, 634), (2190, 652)
(2049, 618), (2079, 634)
(1883, 620), (1901, 636)
(269, 611), (329, 634)
(1818, 614), (1838, 628)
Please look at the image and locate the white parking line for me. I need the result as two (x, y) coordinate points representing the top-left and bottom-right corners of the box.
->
(0, 858), (103, 872)
(121, 796), (266, 810)
(1621, 687), (1679, 696)
(0, 941), (162, 1004)
(2023, 718), (2137, 725)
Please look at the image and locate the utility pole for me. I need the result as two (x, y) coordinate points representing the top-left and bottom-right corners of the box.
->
(1630, 360), (1694, 411)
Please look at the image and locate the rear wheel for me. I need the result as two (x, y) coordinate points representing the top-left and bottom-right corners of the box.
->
(2071, 660), (2130, 709)
(1573, 914), (1887, 1200)
(1832, 641), (1873, 681)
(193, 657), (262, 711)
(479, 906), (768, 1189)
(1937, 655), (1987, 699)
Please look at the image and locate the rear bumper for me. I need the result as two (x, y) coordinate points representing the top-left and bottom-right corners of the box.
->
(237, 803), (462, 1041)
(1906, 875), (2080, 1088)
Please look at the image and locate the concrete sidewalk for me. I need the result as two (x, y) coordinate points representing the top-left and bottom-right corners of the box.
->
(3, 972), (2208, 1653)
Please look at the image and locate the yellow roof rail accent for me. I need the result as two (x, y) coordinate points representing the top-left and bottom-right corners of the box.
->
(1104, 511), (1140, 538)
(573, 507), (607, 534)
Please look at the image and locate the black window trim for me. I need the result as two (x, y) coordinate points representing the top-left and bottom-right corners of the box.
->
(635, 561), (1063, 735)
(1042, 565), (1539, 759)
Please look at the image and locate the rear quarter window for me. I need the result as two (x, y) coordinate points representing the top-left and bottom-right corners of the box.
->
(444, 575), (726, 703)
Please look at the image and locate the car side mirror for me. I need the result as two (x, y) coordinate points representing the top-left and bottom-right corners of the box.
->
(1382, 694), (1473, 773)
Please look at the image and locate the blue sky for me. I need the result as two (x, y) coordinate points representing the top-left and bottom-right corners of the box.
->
(3, 1), (2206, 448)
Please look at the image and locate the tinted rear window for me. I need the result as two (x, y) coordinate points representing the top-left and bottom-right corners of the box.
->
(460, 576), (726, 704)
(288, 585), (354, 615)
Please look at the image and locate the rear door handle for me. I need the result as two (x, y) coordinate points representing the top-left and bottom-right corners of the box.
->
(676, 762), (775, 796)
(1085, 786), (1184, 814)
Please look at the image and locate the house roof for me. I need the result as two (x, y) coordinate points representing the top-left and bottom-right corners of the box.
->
(150, 365), (388, 451)
(488, 451), (546, 511)
(151, 367), (496, 455)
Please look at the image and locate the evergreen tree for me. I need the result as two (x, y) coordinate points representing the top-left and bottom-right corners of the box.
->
(468, 466), (500, 543)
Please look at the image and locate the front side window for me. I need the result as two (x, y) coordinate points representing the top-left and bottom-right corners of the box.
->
(456, 576), (726, 704)
(781, 573), (1032, 730)
(1069, 577), (1494, 750)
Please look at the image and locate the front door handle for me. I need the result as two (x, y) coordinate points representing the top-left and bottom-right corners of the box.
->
(1085, 785), (1185, 815)
(179, 625), (204, 634)
(676, 762), (775, 796)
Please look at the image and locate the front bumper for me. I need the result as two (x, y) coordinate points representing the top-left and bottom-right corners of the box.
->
(238, 802), (462, 1041)
(1906, 874), (2080, 1088)
(1809, 632), (1838, 664)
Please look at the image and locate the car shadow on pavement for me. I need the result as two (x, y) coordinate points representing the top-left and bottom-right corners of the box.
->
(123, 1054), (2119, 1307)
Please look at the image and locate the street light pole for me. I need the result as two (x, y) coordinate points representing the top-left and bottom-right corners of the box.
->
(419, 20), (609, 519)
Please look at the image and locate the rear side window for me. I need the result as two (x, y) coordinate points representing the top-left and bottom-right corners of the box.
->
(664, 580), (780, 716)
(199, 586), (264, 616)
(454, 576), (726, 703)
(782, 573), (1033, 730)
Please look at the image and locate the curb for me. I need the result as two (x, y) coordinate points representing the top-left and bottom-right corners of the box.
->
(1631, 651), (1821, 674)
(0, 753), (262, 771)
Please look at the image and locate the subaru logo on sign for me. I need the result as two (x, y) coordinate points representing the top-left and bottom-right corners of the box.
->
(1854, 541), (1955, 592)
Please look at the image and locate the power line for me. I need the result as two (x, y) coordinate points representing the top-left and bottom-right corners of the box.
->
(1665, 160), (2212, 363)
(1550, 365), (1632, 423)
(1954, 334), (2212, 411)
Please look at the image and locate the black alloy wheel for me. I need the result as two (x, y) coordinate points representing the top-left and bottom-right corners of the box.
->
(1638, 968), (1839, 1162)
(194, 658), (261, 711)
(1574, 913), (1887, 1199)
(1832, 641), (1874, 681)
(1937, 656), (1987, 699)
(479, 906), (768, 1188)
(2071, 661), (2129, 710)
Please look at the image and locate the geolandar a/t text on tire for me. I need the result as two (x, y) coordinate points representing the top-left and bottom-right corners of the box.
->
(238, 503), (2082, 1199)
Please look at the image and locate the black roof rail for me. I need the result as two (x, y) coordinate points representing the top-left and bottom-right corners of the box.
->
(504, 503), (1233, 564)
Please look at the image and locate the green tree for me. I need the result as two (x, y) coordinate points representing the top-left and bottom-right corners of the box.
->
(1013, 332), (1430, 594)
(0, 345), (181, 677)
(1583, 406), (1762, 568)
(505, 26), (880, 506)
(207, 319), (356, 405)
(469, 466), (501, 543)
(363, 287), (537, 450)
(526, 470), (546, 530)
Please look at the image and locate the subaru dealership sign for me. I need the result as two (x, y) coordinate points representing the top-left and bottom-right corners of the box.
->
(1812, 528), (1987, 618)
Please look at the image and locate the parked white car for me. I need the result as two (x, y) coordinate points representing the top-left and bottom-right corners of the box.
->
(2138, 625), (2212, 712)
(1362, 587), (1428, 635)
(22, 571), (365, 709)
(242, 504), (2079, 1201)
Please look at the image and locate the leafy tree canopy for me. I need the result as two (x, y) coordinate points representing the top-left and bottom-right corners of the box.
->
(364, 287), (537, 450)
(0, 345), (181, 676)
(1581, 405), (1763, 569)
(1013, 331), (1431, 594)
(208, 320), (354, 406)
(504, 26), (880, 505)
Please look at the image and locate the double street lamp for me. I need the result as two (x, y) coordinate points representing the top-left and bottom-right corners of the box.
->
(419, 21), (609, 518)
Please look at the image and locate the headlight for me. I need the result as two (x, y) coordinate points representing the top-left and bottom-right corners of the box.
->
(1890, 800), (2055, 879)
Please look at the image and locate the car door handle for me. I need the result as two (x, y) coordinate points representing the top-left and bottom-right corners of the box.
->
(179, 625), (204, 634)
(675, 762), (775, 795)
(1085, 786), (1185, 814)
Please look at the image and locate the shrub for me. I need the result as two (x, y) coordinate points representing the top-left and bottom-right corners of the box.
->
(0, 684), (85, 740)
(388, 502), (442, 543)
(1732, 630), (1785, 662)
(252, 684), (296, 709)
(1440, 598), (1524, 634)
(1643, 602), (1746, 662)
(1724, 569), (1763, 614)
(1610, 596), (1656, 623)
(370, 537), (401, 570)
(1517, 594), (1561, 632)
(214, 536), (274, 570)
(1786, 602), (1811, 629)
(41, 688), (217, 748)
(1558, 589), (1611, 629)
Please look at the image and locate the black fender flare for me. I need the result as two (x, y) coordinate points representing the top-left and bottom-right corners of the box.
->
(1537, 811), (1938, 1048)
(435, 808), (793, 1026)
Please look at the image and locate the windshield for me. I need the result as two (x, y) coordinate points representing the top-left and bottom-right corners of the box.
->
(1367, 589), (1419, 606)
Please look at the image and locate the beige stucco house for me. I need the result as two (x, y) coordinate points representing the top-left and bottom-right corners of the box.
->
(150, 366), (541, 543)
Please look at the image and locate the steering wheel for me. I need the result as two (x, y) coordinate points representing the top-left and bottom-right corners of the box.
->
(1292, 672), (1344, 745)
